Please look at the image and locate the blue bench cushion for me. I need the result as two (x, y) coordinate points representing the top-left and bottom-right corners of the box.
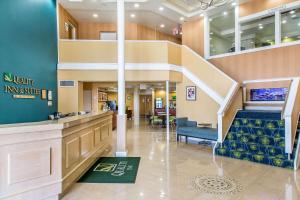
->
(177, 127), (218, 141)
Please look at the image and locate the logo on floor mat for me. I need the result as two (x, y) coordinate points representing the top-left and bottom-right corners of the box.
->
(94, 163), (117, 172)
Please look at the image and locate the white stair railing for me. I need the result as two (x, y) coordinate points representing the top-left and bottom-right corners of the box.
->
(283, 78), (300, 155)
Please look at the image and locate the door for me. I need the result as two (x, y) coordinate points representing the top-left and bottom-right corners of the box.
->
(139, 95), (152, 117)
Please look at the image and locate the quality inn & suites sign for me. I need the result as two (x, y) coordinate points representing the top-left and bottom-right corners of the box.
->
(3, 72), (41, 99)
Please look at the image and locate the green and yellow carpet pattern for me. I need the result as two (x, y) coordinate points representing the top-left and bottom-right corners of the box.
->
(216, 110), (299, 169)
(79, 157), (141, 183)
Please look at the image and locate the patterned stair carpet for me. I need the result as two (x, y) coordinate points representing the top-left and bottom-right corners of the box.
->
(215, 110), (300, 169)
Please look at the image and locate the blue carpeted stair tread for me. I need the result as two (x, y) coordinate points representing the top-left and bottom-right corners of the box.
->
(216, 109), (300, 170)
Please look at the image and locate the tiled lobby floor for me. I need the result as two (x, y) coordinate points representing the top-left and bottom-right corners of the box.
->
(62, 120), (300, 200)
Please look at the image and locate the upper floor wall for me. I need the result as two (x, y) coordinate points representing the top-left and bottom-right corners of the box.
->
(58, 4), (181, 44)
(182, 0), (300, 81)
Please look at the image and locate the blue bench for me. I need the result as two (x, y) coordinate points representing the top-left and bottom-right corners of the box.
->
(176, 118), (218, 143)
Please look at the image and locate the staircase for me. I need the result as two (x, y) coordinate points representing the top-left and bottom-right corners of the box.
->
(216, 110), (300, 169)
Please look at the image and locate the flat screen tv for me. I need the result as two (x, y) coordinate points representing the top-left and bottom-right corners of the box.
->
(250, 88), (288, 101)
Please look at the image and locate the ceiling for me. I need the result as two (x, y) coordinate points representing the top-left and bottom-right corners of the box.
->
(58, 0), (238, 36)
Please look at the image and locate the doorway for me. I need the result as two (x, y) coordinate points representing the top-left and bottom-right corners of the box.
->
(139, 95), (152, 118)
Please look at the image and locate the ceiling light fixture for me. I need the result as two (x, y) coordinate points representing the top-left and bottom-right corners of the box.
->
(159, 6), (164, 11)
(223, 11), (228, 16)
(69, 0), (83, 2)
(282, 20), (287, 24)
(93, 13), (98, 18)
(259, 26), (264, 29)
(291, 14), (297, 18)
(134, 3), (140, 8)
(180, 17), (184, 21)
(160, 24), (165, 28)
(196, 0), (214, 10)
(200, 13), (204, 17)
(231, 2), (237, 6)
(298, 23), (300, 26)
(130, 13), (136, 18)
(290, 10), (295, 14)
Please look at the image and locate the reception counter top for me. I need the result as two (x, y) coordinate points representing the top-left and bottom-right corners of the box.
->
(0, 111), (114, 200)
(0, 111), (112, 133)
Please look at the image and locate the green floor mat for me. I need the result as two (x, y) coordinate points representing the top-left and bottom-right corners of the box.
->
(78, 157), (141, 183)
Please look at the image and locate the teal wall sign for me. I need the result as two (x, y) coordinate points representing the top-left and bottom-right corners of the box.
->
(0, 0), (58, 124)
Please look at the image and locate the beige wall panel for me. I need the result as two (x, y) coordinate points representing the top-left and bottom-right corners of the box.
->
(177, 76), (219, 127)
(169, 71), (183, 82)
(80, 131), (94, 156)
(59, 41), (117, 63)
(125, 42), (168, 63)
(58, 81), (79, 114)
(239, 0), (297, 17)
(100, 125), (110, 141)
(58, 70), (180, 82)
(8, 148), (51, 185)
(58, 70), (117, 82)
(0, 138), (61, 200)
(65, 137), (80, 169)
(182, 19), (204, 56)
(94, 127), (101, 146)
(210, 44), (300, 82)
(168, 43), (182, 66)
(182, 47), (233, 97)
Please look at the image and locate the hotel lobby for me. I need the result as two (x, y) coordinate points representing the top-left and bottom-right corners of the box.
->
(1, 0), (300, 199)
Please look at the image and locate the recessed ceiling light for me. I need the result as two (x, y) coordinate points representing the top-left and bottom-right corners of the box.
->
(130, 13), (136, 18)
(290, 10), (295, 14)
(200, 13), (204, 17)
(258, 23), (262, 26)
(180, 32), (183, 35)
(160, 24), (165, 28)
(282, 20), (287, 24)
(69, 0), (82, 2)
(291, 14), (297, 18)
(134, 3), (140, 8)
(93, 13), (98, 18)
(210, 32), (213, 35)
(223, 11), (228, 16)
(259, 26), (264, 29)
(240, 31), (243, 34)
(298, 23), (300, 26)
(159, 7), (164, 11)
(180, 17), (184, 21)
(231, 2), (236, 6)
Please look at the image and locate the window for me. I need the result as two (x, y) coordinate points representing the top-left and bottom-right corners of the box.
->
(205, 1), (300, 58)
(281, 7), (300, 43)
(209, 8), (235, 56)
(240, 15), (275, 51)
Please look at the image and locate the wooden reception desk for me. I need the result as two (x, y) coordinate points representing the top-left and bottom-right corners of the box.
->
(0, 111), (113, 200)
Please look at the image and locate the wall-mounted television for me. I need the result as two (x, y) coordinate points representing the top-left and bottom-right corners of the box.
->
(250, 88), (288, 101)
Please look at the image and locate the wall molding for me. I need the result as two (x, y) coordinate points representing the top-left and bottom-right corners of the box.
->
(58, 62), (225, 105)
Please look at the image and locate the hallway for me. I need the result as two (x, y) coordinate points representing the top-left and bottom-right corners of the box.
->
(62, 120), (300, 200)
